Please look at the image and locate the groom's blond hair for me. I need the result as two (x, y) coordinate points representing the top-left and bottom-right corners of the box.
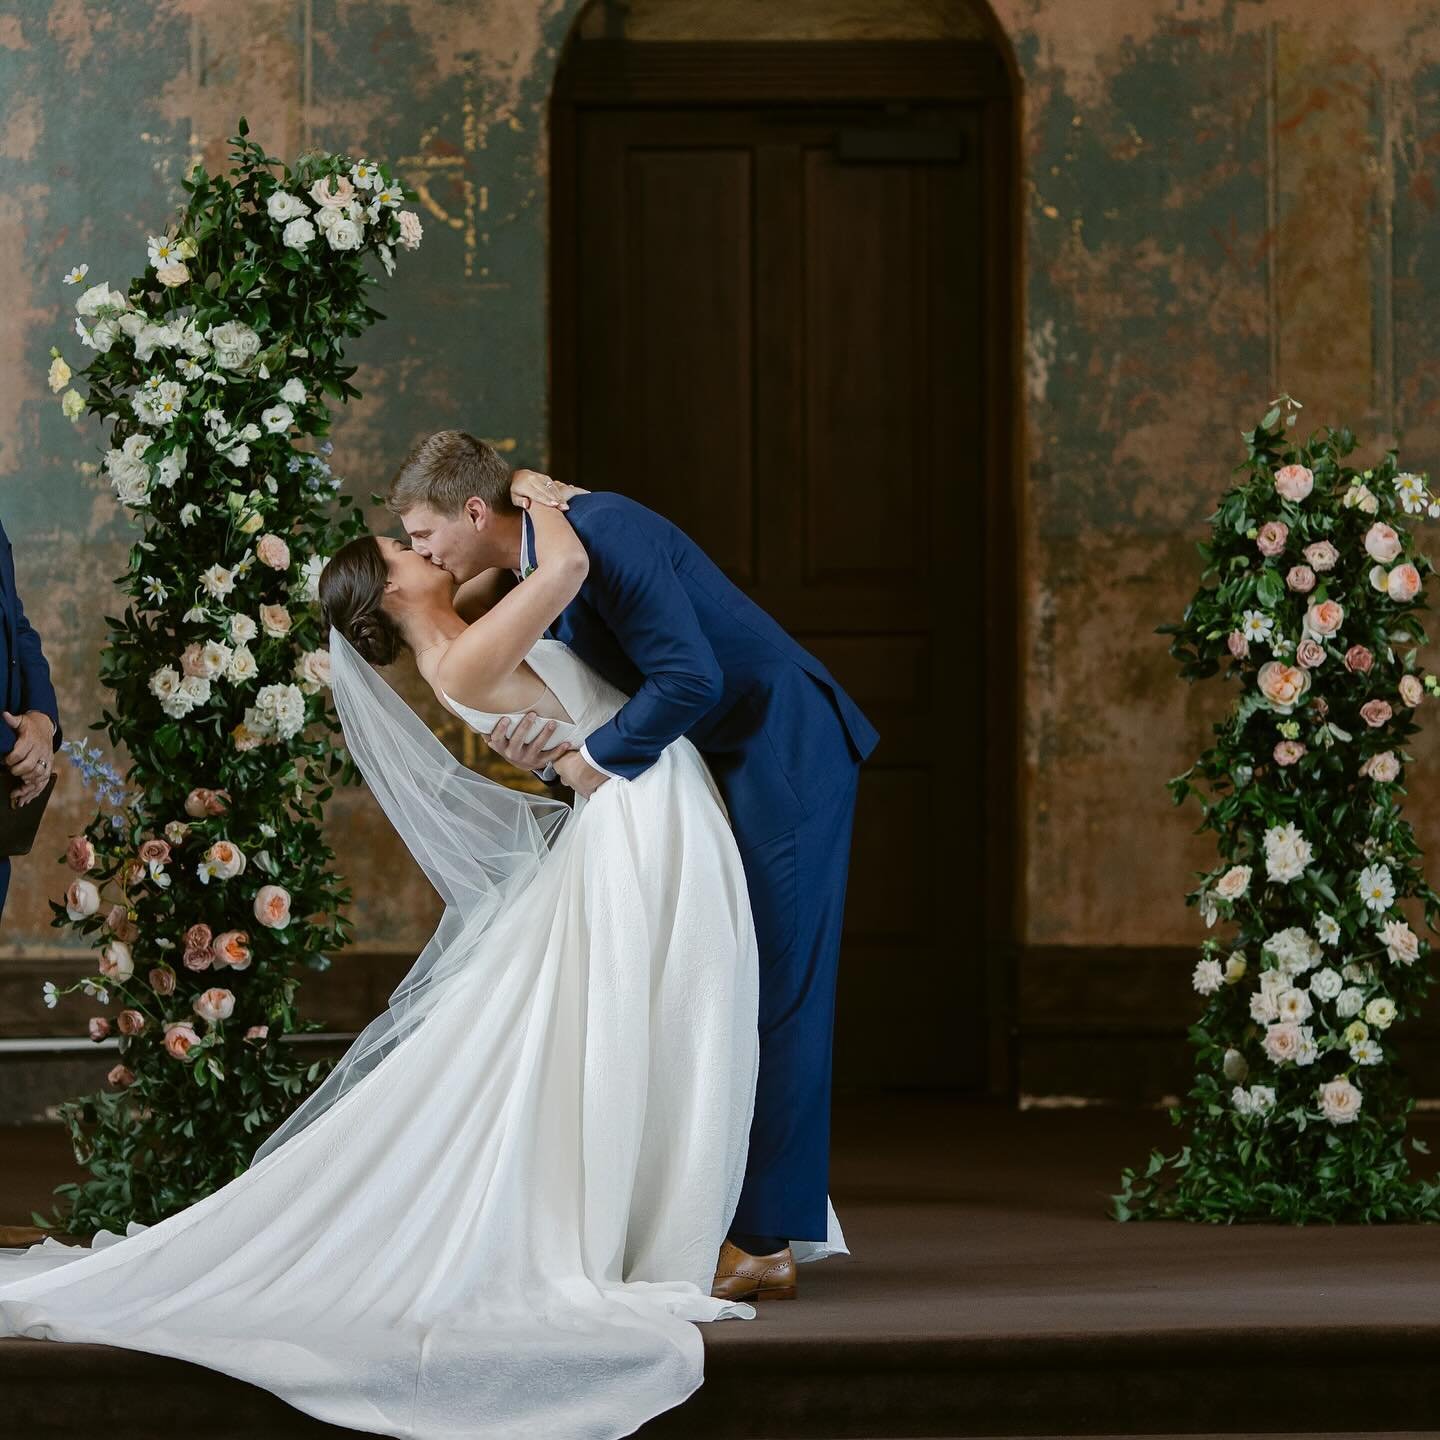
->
(386, 429), (517, 518)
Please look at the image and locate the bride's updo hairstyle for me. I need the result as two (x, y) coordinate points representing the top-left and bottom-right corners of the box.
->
(319, 536), (406, 666)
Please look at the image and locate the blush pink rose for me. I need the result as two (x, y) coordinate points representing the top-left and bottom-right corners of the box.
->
(98, 940), (134, 982)
(1286, 565), (1316, 593)
(1362, 751), (1400, 782)
(1295, 638), (1326, 669)
(211, 930), (252, 970)
(163, 1021), (201, 1060)
(1364, 522), (1403, 563)
(1303, 540), (1340, 571)
(88, 1016), (110, 1042)
(1273, 740), (1306, 766)
(66, 836), (95, 873)
(182, 947), (214, 973)
(309, 174), (356, 209)
(137, 838), (171, 866)
(1305, 599), (1344, 636)
(1344, 644), (1373, 674)
(397, 210), (423, 249)
(1256, 521), (1289, 557)
(116, 1008), (146, 1035)
(1227, 631), (1249, 660)
(1399, 673), (1424, 707)
(184, 922), (212, 951)
(192, 987), (236, 1023)
(184, 787), (229, 818)
(253, 884), (292, 929)
(1262, 1022), (1303, 1065)
(1256, 660), (1311, 711)
(1387, 563), (1422, 603)
(243, 1024), (269, 1044)
(1274, 463), (1314, 501)
(107, 1064), (135, 1088)
(256, 532), (291, 570)
(1360, 698), (1393, 728)
(148, 966), (176, 996)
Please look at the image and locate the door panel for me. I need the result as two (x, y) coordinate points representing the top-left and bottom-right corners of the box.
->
(564, 102), (984, 1091)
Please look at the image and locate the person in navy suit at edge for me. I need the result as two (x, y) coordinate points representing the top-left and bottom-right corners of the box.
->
(388, 431), (880, 1304)
(0, 516), (64, 922)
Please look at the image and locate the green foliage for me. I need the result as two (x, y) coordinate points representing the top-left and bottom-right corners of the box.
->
(1116, 396), (1440, 1222)
(36, 122), (422, 1239)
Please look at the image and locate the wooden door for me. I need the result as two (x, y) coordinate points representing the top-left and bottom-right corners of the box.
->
(553, 93), (990, 1092)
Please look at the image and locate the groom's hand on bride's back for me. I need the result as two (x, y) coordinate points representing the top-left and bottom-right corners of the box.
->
(485, 713), (573, 772)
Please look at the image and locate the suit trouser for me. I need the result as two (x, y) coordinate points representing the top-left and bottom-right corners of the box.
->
(729, 758), (861, 1241)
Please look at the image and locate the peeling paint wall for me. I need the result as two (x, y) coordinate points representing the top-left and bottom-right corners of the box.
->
(6, 0), (1440, 970)
(0, 0), (586, 955)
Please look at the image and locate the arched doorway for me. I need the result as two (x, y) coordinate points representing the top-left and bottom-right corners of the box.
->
(549, 1), (1020, 1098)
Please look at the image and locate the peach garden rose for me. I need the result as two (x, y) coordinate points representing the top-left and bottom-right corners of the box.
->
(1273, 463), (1314, 501)
(163, 1021), (201, 1060)
(1386, 562), (1422, 603)
(1400, 673), (1424, 707)
(1304, 598), (1343, 636)
(253, 884), (292, 929)
(1256, 660), (1310, 711)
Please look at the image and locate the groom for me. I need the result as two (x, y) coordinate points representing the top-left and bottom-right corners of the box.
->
(387, 430), (878, 1300)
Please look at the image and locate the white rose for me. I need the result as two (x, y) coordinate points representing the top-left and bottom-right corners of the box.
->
(75, 280), (128, 317)
(325, 217), (363, 251)
(229, 613), (258, 643)
(296, 554), (325, 603)
(1249, 990), (1280, 1024)
(1379, 918), (1419, 966)
(226, 645), (258, 683)
(178, 674), (211, 708)
(281, 217), (316, 250)
(1364, 996), (1397, 1030)
(206, 320), (262, 372)
(201, 564), (236, 599)
(1335, 987), (1366, 1019)
(1317, 1076), (1363, 1125)
(1309, 967), (1343, 1002)
(1276, 987), (1313, 1024)
(148, 665), (183, 705)
(278, 377), (306, 404)
(267, 190), (310, 222)
(1192, 958), (1223, 995)
(1215, 865), (1251, 900)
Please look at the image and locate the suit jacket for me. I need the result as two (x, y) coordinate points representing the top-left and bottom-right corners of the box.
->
(0, 518), (61, 761)
(530, 493), (878, 849)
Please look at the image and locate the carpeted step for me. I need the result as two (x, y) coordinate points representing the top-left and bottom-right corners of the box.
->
(6, 1326), (1440, 1438)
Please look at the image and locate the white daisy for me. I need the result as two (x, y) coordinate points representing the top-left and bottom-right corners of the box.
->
(147, 234), (181, 268)
(62, 263), (90, 285)
(1241, 609), (1275, 644)
(1357, 862), (1396, 912)
(1316, 913), (1341, 945)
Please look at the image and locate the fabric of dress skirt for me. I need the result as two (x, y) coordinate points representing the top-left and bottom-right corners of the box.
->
(0, 635), (850, 1440)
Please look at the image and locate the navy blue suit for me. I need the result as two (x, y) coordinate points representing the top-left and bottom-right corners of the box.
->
(527, 493), (878, 1241)
(0, 519), (62, 920)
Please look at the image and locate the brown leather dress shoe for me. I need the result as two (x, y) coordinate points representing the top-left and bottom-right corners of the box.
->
(710, 1238), (797, 1301)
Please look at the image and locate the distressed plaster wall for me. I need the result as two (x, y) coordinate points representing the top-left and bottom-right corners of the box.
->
(5, 0), (1440, 980)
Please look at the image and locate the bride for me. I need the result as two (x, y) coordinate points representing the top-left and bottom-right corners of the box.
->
(0, 473), (842, 1438)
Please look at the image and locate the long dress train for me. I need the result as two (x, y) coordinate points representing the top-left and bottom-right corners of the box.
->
(0, 638), (845, 1438)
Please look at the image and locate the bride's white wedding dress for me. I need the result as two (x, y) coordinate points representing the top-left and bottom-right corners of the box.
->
(0, 636), (847, 1439)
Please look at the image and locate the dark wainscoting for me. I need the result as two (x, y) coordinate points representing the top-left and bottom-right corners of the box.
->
(7, 946), (1440, 1119)
(1018, 944), (1440, 1101)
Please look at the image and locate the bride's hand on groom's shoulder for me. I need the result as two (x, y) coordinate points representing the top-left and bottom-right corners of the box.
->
(509, 468), (590, 512)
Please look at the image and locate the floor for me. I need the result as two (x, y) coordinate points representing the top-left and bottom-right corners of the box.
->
(6, 1098), (1440, 1437)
